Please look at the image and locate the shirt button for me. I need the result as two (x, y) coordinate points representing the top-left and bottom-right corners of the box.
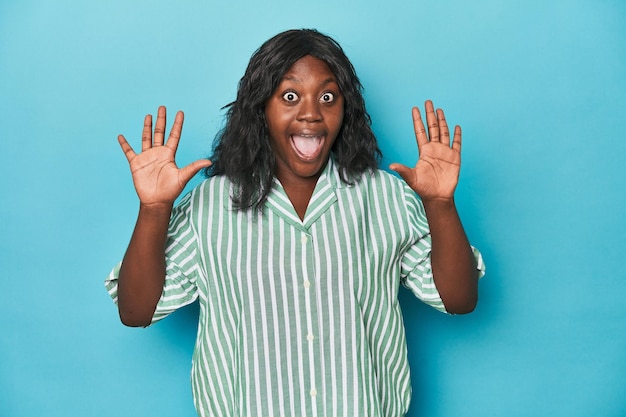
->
(307, 333), (314, 342)
(301, 235), (308, 244)
(310, 388), (317, 397)
(303, 280), (311, 289)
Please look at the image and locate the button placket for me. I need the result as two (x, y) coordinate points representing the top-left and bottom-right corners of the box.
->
(300, 229), (319, 409)
(302, 233), (315, 345)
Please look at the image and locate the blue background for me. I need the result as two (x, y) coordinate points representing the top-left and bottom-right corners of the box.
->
(1, 1), (625, 416)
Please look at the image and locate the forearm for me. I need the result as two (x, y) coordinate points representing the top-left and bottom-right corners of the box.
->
(422, 198), (478, 314)
(117, 203), (172, 326)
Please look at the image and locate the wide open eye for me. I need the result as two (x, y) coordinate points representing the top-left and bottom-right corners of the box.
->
(320, 92), (335, 103)
(282, 91), (299, 102)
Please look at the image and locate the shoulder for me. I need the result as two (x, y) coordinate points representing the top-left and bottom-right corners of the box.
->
(337, 168), (419, 214)
(355, 169), (427, 228)
(355, 168), (416, 199)
(175, 175), (234, 212)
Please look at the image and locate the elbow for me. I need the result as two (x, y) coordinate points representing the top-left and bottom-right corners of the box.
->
(117, 289), (158, 327)
(445, 298), (477, 315)
(437, 268), (480, 315)
(118, 307), (153, 328)
(444, 293), (478, 315)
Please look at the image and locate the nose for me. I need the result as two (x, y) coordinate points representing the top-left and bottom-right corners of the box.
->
(296, 97), (323, 123)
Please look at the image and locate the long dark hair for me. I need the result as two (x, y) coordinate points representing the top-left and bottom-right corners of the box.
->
(206, 29), (381, 210)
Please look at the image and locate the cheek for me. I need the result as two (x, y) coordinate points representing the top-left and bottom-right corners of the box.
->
(335, 100), (345, 126)
(265, 104), (293, 132)
(329, 108), (345, 134)
(264, 99), (282, 128)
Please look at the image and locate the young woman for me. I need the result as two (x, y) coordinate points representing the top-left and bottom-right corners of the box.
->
(106, 29), (485, 417)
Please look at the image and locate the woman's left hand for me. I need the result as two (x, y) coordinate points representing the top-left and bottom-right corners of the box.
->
(390, 100), (461, 202)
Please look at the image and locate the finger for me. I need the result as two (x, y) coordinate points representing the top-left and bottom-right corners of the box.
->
(389, 162), (415, 185)
(118, 134), (136, 162)
(141, 114), (153, 152)
(179, 159), (213, 184)
(425, 100), (440, 142)
(153, 106), (167, 146)
(412, 107), (428, 149)
(437, 108), (451, 147)
(452, 125), (462, 152)
(166, 111), (185, 151)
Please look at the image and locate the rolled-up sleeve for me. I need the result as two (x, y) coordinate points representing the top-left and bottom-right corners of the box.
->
(399, 184), (486, 313)
(104, 192), (203, 325)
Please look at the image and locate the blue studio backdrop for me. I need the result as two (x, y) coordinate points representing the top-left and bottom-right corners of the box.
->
(1, 1), (625, 416)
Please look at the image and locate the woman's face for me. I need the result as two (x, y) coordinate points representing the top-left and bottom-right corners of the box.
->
(264, 55), (344, 185)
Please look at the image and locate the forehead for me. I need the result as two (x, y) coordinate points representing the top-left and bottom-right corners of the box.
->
(281, 55), (337, 84)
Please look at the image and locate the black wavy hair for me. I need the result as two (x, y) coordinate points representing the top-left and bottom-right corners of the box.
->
(206, 29), (381, 210)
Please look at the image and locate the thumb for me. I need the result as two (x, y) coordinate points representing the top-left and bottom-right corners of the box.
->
(179, 159), (213, 184)
(389, 163), (415, 186)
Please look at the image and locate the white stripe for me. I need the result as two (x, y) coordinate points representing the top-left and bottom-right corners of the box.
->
(256, 210), (275, 417)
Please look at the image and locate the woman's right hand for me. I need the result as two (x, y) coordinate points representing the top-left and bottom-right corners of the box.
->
(118, 106), (213, 207)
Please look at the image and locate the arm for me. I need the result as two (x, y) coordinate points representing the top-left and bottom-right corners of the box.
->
(116, 106), (212, 326)
(390, 100), (478, 314)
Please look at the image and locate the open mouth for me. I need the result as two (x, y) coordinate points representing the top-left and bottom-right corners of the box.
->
(290, 134), (325, 161)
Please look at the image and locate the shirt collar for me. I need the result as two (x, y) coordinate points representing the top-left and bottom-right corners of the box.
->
(266, 157), (341, 229)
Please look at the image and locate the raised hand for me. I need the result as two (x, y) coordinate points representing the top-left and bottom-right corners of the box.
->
(118, 106), (212, 207)
(390, 100), (461, 202)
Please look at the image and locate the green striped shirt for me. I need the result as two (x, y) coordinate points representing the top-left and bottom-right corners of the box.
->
(106, 158), (485, 417)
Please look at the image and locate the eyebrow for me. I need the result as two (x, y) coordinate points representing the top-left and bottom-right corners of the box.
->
(281, 75), (338, 86)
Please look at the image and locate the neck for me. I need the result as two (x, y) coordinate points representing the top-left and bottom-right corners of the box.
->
(277, 174), (319, 221)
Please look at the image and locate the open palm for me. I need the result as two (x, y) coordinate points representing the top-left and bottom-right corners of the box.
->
(390, 100), (461, 201)
(118, 106), (212, 207)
